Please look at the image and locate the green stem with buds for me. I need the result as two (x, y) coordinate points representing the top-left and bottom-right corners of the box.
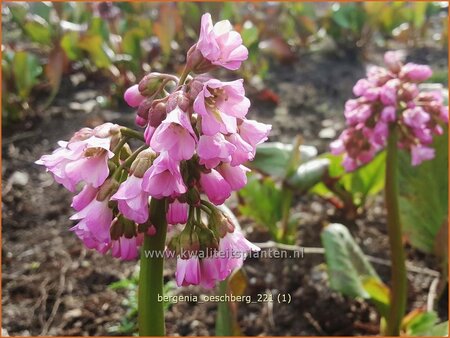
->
(138, 198), (168, 336)
(384, 126), (407, 336)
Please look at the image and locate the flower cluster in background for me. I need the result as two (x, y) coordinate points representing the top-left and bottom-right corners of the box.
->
(331, 51), (448, 171)
(37, 13), (271, 288)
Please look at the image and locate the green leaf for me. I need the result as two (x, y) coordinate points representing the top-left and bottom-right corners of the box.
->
(251, 142), (318, 179)
(60, 32), (82, 60)
(362, 277), (390, 318)
(403, 310), (448, 336)
(398, 131), (448, 253)
(287, 158), (329, 192)
(29, 2), (52, 22)
(321, 223), (380, 299)
(241, 21), (259, 47)
(12, 51), (43, 99)
(122, 28), (146, 60)
(239, 175), (283, 240)
(310, 151), (385, 208)
(78, 34), (112, 68)
(24, 19), (52, 45)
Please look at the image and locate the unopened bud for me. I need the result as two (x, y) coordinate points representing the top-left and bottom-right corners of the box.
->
(186, 45), (216, 74)
(137, 98), (154, 120)
(148, 102), (167, 127)
(97, 178), (120, 201)
(130, 149), (156, 178)
(110, 217), (124, 240)
(121, 215), (137, 239)
(188, 75), (210, 101)
(120, 144), (132, 161)
(138, 72), (165, 96)
(135, 115), (147, 127)
(166, 91), (190, 112)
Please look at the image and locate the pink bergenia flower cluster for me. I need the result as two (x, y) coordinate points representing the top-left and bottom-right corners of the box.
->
(331, 51), (448, 171)
(37, 13), (270, 288)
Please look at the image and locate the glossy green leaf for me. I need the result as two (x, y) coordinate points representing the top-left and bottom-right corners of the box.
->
(251, 142), (318, 179)
(398, 131), (448, 253)
(287, 158), (329, 192)
(321, 223), (380, 299)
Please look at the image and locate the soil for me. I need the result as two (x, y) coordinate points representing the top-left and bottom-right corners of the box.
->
(2, 47), (448, 336)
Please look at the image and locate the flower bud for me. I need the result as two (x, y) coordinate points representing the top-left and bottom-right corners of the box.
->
(120, 144), (132, 161)
(166, 91), (190, 112)
(197, 227), (219, 253)
(135, 115), (147, 127)
(186, 45), (216, 74)
(130, 149), (156, 178)
(110, 217), (124, 240)
(137, 97), (154, 120)
(120, 215), (137, 239)
(138, 72), (165, 97)
(188, 75), (211, 102)
(97, 178), (120, 201)
(148, 102), (167, 127)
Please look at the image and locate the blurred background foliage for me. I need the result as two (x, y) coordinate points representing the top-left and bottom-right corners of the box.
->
(1, 1), (448, 124)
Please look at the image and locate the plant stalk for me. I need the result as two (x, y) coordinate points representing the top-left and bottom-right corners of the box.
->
(138, 198), (168, 336)
(384, 126), (407, 336)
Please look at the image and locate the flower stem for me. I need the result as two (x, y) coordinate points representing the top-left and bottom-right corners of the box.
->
(138, 198), (168, 336)
(178, 66), (190, 86)
(120, 127), (145, 142)
(385, 126), (407, 336)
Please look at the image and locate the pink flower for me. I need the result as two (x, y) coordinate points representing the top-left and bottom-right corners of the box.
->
(380, 79), (399, 106)
(199, 169), (231, 205)
(401, 63), (432, 81)
(330, 139), (345, 155)
(216, 229), (260, 279)
(197, 133), (236, 169)
(144, 125), (155, 145)
(36, 132), (114, 192)
(111, 234), (143, 260)
(193, 78), (250, 135)
(411, 145), (435, 166)
(197, 13), (248, 70)
(227, 133), (254, 166)
(167, 200), (189, 225)
(384, 51), (404, 72)
(403, 107), (430, 129)
(353, 79), (371, 96)
(72, 185), (98, 211)
(175, 256), (201, 286)
(151, 107), (197, 161)
(111, 175), (150, 224)
(142, 152), (187, 198)
(239, 119), (272, 148)
(217, 163), (249, 191)
(344, 104), (372, 125)
(380, 106), (396, 122)
(70, 197), (112, 245)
